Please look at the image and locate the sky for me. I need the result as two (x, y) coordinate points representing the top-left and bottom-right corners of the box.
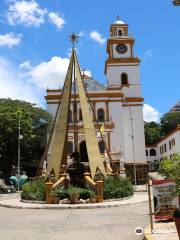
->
(0, 0), (179, 122)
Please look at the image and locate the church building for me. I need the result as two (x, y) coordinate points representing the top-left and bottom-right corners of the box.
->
(45, 19), (148, 183)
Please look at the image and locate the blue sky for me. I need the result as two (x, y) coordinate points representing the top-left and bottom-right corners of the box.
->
(0, 0), (179, 122)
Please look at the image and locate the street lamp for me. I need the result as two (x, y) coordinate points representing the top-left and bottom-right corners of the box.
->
(17, 114), (23, 192)
(129, 107), (137, 189)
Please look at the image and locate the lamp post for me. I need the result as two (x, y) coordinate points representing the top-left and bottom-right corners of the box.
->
(17, 114), (23, 192)
(129, 107), (137, 189)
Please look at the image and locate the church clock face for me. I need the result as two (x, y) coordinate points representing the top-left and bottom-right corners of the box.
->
(116, 44), (128, 54)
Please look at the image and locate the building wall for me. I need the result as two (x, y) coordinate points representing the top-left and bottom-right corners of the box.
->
(122, 105), (146, 163)
(146, 128), (180, 163)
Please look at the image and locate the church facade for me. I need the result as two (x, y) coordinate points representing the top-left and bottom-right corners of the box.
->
(45, 19), (148, 182)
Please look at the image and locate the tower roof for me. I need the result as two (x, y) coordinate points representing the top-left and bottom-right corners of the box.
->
(113, 19), (125, 25)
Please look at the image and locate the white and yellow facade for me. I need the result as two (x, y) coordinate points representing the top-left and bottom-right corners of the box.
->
(45, 19), (148, 182)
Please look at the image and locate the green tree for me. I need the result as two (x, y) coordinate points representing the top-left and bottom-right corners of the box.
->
(0, 99), (52, 178)
(144, 121), (162, 145)
(159, 154), (180, 194)
(161, 112), (180, 135)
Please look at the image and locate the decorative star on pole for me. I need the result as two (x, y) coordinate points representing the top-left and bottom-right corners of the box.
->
(69, 32), (79, 48)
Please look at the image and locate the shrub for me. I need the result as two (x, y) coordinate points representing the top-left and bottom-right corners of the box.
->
(50, 186), (95, 200)
(21, 178), (46, 201)
(159, 154), (180, 195)
(103, 176), (134, 200)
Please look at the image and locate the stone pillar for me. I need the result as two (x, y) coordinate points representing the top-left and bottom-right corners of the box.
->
(96, 180), (104, 203)
(45, 180), (53, 204)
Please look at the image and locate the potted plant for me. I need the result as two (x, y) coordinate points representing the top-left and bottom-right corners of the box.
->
(159, 154), (180, 238)
(90, 191), (97, 203)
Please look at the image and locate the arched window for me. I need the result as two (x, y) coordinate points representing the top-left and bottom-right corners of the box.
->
(98, 140), (105, 154)
(121, 73), (128, 85)
(67, 141), (73, 155)
(150, 149), (156, 156)
(97, 109), (105, 122)
(79, 109), (82, 121)
(68, 110), (72, 123)
(146, 150), (148, 156)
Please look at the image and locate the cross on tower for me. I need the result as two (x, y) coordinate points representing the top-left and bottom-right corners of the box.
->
(116, 15), (120, 21)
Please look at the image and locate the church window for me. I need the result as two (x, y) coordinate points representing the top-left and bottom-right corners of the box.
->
(68, 110), (72, 123)
(97, 109), (105, 122)
(98, 140), (105, 153)
(150, 149), (156, 156)
(67, 141), (73, 155)
(118, 29), (123, 36)
(146, 150), (148, 156)
(121, 73), (128, 85)
(79, 109), (82, 121)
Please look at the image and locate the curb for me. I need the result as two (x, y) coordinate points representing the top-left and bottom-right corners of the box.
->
(0, 199), (149, 210)
(144, 226), (154, 240)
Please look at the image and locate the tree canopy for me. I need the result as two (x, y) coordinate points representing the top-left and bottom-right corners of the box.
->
(0, 99), (52, 178)
(161, 112), (180, 135)
(144, 112), (180, 146)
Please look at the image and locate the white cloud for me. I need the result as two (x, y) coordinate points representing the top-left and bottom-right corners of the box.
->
(78, 31), (84, 37)
(48, 12), (65, 29)
(143, 50), (152, 60)
(90, 31), (106, 45)
(6, 0), (47, 27)
(19, 61), (32, 70)
(81, 70), (92, 77)
(28, 56), (70, 89)
(143, 104), (161, 122)
(0, 32), (22, 48)
(0, 57), (43, 106)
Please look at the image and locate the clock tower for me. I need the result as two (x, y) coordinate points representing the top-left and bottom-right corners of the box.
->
(105, 18), (141, 98)
(104, 18), (147, 182)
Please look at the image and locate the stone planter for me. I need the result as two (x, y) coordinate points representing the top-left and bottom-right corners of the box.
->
(174, 216), (180, 238)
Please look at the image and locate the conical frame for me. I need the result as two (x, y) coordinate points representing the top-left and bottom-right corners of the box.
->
(73, 50), (107, 178)
(47, 53), (73, 177)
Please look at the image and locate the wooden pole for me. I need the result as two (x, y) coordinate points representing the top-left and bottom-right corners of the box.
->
(45, 180), (53, 204)
(147, 178), (153, 232)
(96, 180), (104, 203)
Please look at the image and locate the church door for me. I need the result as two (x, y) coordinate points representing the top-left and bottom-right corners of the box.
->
(79, 141), (89, 162)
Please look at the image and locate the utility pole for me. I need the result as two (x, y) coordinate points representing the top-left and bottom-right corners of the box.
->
(17, 115), (21, 192)
(129, 107), (137, 189)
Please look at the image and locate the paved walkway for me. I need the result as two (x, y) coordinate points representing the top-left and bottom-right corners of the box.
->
(0, 192), (148, 209)
(144, 221), (179, 240)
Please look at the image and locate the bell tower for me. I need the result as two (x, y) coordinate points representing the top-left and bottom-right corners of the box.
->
(105, 18), (141, 99)
(104, 18), (147, 183)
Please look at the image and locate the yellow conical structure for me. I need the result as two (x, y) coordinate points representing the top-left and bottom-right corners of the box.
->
(73, 50), (106, 178)
(47, 53), (73, 177)
(47, 49), (106, 179)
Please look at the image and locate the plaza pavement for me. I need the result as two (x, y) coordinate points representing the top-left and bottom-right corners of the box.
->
(0, 195), (149, 240)
(144, 221), (179, 240)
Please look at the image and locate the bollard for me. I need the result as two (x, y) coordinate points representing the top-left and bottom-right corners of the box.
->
(96, 180), (104, 203)
(45, 180), (53, 204)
